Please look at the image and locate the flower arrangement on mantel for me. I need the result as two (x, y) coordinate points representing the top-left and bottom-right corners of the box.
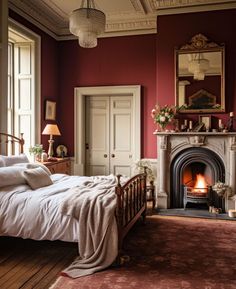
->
(151, 104), (176, 131)
(151, 104), (185, 131)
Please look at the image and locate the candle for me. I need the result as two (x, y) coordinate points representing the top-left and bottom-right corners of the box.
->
(230, 112), (234, 117)
(189, 121), (193, 130)
(218, 119), (222, 126)
(184, 119), (188, 126)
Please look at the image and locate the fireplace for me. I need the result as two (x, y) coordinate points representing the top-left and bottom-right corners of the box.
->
(154, 132), (236, 211)
(170, 147), (225, 209)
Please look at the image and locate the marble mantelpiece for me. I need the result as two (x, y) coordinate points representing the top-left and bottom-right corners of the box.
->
(154, 131), (236, 211)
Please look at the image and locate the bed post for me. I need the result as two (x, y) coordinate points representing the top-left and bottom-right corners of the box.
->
(142, 167), (147, 222)
(19, 133), (24, 154)
(115, 174), (123, 255)
(116, 175), (123, 251)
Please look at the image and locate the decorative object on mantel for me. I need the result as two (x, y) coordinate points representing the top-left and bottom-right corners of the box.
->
(218, 118), (225, 132)
(199, 115), (211, 132)
(151, 104), (185, 131)
(227, 111), (235, 132)
(69, 0), (106, 48)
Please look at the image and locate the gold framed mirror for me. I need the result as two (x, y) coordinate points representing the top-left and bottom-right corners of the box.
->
(175, 34), (225, 113)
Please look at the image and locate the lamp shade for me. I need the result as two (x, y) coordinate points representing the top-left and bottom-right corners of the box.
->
(42, 124), (61, 136)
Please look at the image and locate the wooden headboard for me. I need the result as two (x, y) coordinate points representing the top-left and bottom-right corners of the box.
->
(0, 133), (24, 155)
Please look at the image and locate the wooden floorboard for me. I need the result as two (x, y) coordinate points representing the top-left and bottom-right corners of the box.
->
(0, 237), (77, 289)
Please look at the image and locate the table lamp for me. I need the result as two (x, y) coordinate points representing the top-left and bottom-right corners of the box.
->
(42, 124), (61, 158)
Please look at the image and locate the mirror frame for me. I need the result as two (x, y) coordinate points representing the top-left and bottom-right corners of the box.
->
(175, 34), (225, 113)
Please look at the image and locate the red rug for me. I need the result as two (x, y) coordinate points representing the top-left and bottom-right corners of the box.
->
(50, 215), (236, 289)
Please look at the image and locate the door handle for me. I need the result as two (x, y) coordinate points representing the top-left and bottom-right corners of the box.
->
(111, 154), (115, 158)
(104, 154), (107, 158)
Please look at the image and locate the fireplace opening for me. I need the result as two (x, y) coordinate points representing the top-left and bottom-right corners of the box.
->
(170, 147), (225, 209)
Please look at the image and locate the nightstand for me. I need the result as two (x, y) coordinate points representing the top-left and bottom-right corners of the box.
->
(42, 158), (71, 175)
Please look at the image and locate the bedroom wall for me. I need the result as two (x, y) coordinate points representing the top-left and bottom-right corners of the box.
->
(58, 35), (157, 158)
(9, 8), (236, 159)
(156, 9), (236, 129)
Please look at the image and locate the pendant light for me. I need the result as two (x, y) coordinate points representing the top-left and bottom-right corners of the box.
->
(69, 0), (106, 48)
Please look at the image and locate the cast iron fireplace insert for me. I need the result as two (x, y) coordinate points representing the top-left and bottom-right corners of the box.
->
(170, 147), (225, 209)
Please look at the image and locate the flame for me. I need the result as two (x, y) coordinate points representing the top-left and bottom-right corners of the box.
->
(192, 174), (208, 193)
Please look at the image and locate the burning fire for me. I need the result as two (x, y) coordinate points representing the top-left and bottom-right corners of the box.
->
(192, 174), (208, 193)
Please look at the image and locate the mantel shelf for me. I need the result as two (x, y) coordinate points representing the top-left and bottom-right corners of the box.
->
(153, 131), (236, 136)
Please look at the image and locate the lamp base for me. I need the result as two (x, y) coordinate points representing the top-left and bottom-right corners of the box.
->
(48, 138), (54, 158)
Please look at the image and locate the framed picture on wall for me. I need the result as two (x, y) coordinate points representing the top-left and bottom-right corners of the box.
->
(45, 100), (56, 120)
(199, 115), (212, 130)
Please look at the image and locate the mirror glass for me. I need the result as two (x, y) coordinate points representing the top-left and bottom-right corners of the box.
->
(175, 34), (225, 113)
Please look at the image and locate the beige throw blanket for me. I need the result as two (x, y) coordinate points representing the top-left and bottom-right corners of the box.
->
(60, 175), (119, 278)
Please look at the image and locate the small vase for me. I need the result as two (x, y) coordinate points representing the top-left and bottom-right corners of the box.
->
(158, 124), (167, 132)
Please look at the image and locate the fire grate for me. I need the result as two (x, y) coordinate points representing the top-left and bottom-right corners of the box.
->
(183, 185), (211, 209)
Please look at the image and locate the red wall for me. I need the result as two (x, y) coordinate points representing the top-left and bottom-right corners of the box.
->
(58, 35), (157, 157)
(156, 9), (236, 128)
(10, 8), (236, 159)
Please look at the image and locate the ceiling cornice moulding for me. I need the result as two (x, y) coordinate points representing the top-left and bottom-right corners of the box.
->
(8, 0), (236, 41)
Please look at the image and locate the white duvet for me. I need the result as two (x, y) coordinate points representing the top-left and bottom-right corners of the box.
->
(0, 174), (102, 242)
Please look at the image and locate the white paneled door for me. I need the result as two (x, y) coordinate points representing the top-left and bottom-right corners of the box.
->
(85, 95), (134, 177)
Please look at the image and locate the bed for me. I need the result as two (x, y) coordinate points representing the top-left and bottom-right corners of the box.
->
(0, 133), (147, 278)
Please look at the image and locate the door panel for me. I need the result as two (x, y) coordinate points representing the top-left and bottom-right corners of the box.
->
(85, 97), (109, 176)
(86, 95), (134, 177)
(113, 166), (131, 177)
(110, 96), (133, 176)
(113, 114), (131, 150)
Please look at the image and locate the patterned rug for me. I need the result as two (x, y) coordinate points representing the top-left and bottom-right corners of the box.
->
(50, 215), (236, 289)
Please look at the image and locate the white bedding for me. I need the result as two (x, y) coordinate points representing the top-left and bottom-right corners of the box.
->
(0, 174), (105, 242)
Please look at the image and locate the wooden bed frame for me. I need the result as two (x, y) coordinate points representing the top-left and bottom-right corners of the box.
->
(0, 132), (147, 259)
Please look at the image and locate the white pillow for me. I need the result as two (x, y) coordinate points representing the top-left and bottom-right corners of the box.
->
(23, 167), (53, 190)
(0, 154), (29, 167)
(0, 166), (26, 188)
(14, 162), (51, 176)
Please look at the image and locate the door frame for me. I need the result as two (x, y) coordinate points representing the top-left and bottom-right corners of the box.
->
(74, 85), (141, 175)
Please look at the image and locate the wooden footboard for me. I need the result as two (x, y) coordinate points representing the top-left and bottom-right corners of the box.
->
(115, 169), (147, 254)
(0, 133), (24, 155)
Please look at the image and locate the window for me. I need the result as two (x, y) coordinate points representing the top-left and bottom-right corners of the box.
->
(8, 20), (41, 155)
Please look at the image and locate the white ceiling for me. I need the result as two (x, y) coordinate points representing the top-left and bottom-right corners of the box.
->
(8, 0), (236, 40)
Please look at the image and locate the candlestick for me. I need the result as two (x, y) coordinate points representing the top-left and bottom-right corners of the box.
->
(189, 121), (193, 130)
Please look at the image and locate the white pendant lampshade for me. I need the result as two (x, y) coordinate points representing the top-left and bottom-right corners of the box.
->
(69, 0), (106, 48)
(188, 53), (210, 81)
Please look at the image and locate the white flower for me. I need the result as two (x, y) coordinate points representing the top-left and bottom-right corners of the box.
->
(160, 116), (166, 123)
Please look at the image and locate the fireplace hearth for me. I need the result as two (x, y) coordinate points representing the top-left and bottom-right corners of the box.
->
(154, 132), (236, 211)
